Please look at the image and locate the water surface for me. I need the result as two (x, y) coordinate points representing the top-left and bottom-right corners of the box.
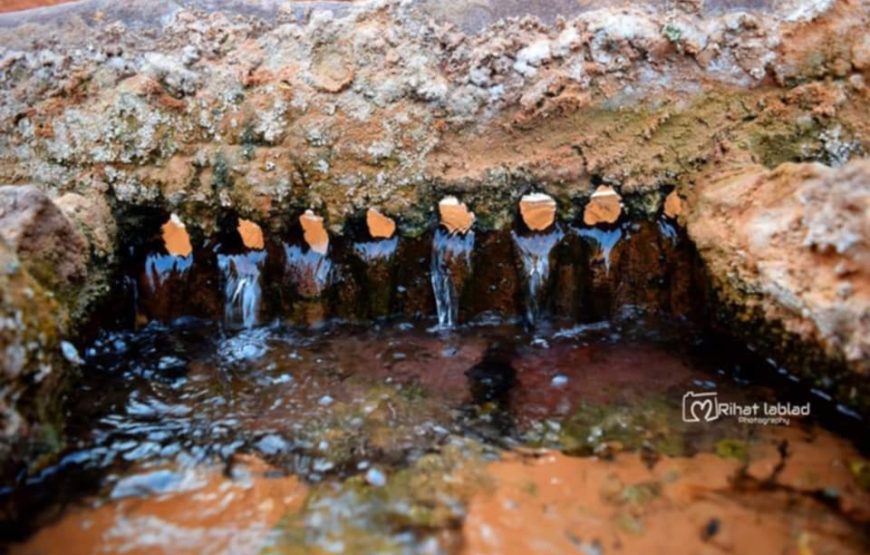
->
(3, 317), (868, 554)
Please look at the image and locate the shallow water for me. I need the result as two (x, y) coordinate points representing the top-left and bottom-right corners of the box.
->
(2, 317), (869, 554)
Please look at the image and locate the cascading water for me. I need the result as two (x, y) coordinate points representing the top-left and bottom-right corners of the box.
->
(284, 244), (332, 298)
(143, 253), (193, 293)
(430, 228), (474, 329)
(218, 250), (267, 329)
(511, 227), (564, 324)
(354, 236), (399, 262)
(574, 226), (623, 273)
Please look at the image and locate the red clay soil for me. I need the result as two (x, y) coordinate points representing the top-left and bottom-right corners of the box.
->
(0, 1), (73, 14)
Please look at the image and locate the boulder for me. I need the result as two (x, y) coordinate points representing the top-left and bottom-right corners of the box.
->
(0, 186), (89, 298)
(0, 238), (70, 475)
(686, 160), (870, 413)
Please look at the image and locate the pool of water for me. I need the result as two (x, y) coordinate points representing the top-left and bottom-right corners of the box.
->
(2, 316), (869, 554)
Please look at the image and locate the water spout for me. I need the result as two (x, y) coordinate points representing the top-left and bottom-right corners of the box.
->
(512, 227), (564, 324)
(357, 208), (399, 262)
(431, 228), (474, 329)
(575, 227), (623, 273)
(284, 244), (332, 298)
(144, 253), (193, 292)
(354, 236), (399, 262)
(218, 250), (266, 329)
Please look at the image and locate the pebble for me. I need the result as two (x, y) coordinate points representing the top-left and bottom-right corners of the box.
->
(365, 467), (387, 487)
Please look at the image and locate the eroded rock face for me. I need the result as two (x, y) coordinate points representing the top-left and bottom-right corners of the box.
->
(0, 0), (864, 234)
(0, 0), (866, 470)
(686, 159), (870, 410)
(55, 192), (117, 261)
(0, 239), (69, 475)
(0, 186), (88, 298)
(0, 185), (115, 477)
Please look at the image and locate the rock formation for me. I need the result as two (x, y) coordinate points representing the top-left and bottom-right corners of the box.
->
(0, 0), (867, 475)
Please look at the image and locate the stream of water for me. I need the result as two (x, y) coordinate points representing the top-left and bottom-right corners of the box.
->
(511, 227), (564, 325)
(283, 243), (333, 298)
(218, 251), (267, 329)
(430, 229), (475, 329)
(143, 252), (193, 293)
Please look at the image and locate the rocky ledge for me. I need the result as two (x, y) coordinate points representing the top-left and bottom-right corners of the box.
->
(0, 0), (867, 474)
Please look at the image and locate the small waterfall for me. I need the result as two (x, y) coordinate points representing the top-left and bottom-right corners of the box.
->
(575, 227), (623, 273)
(284, 244), (332, 298)
(218, 251), (267, 329)
(143, 253), (193, 293)
(512, 227), (564, 324)
(430, 228), (474, 329)
(354, 236), (399, 262)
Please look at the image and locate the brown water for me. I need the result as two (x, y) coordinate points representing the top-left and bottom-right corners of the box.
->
(1, 316), (868, 554)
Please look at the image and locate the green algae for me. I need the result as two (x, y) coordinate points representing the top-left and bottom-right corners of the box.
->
(558, 398), (686, 458)
(849, 460), (870, 491)
(714, 438), (749, 464)
(262, 438), (490, 555)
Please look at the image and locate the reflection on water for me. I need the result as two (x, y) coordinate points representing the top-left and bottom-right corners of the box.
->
(3, 318), (869, 554)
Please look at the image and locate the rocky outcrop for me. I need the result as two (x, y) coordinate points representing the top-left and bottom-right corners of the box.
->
(0, 238), (69, 476)
(0, 0), (866, 467)
(0, 185), (114, 479)
(0, 186), (88, 299)
(686, 159), (870, 412)
(0, 0), (865, 235)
